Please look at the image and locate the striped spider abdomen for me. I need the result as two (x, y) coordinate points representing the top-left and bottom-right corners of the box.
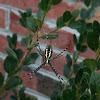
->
(45, 45), (53, 66)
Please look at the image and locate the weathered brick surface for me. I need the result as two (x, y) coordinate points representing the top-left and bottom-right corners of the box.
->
(0, 0), (39, 13)
(37, 73), (62, 96)
(0, 9), (5, 28)
(19, 70), (38, 90)
(4, 91), (14, 100)
(0, 59), (5, 75)
(0, 34), (8, 54)
(10, 12), (27, 35)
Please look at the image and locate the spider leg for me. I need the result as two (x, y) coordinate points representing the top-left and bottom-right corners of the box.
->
(36, 39), (45, 59)
(23, 61), (45, 85)
(49, 63), (66, 84)
(50, 41), (71, 61)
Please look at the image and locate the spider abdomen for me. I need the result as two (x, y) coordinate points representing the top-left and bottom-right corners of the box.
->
(45, 45), (53, 65)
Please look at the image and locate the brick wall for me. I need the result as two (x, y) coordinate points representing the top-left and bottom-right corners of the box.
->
(0, 0), (99, 100)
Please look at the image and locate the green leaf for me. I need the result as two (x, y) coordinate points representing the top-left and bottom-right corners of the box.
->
(12, 34), (17, 48)
(73, 34), (77, 45)
(6, 76), (22, 90)
(80, 72), (90, 93)
(0, 72), (4, 88)
(90, 71), (100, 98)
(4, 47), (18, 60)
(7, 35), (13, 48)
(77, 20), (86, 34)
(63, 64), (71, 78)
(86, 23), (92, 32)
(21, 34), (33, 47)
(4, 56), (18, 73)
(72, 9), (80, 19)
(76, 43), (81, 51)
(83, 59), (98, 72)
(66, 54), (72, 67)
(56, 95), (62, 100)
(40, 0), (50, 11)
(87, 31), (99, 52)
(37, 9), (43, 19)
(21, 36), (28, 47)
(62, 89), (73, 100)
(75, 68), (83, 84)
(93, 21), (100, 35)
(97, 58), (100, 70)
(73, 51), (76, 60)
(83, 67), (91, 76)
(34, 19), (42, 27)
(26, 16), (37, 33)
(51, 91), (58, 100)
(80, 94), (90, 100)
(51, 0), (62, 5)
(73, 64), (80, 74)
(87, 8), (95, 19)
(15, 49), (23, 59)
(63, 11), (71, 22)
(10, 95), (17, 100)
(69, 78), (75, 86)
(19, 18), (27, 28)
(69, 21), (82, 29)
(23, 53), (38, 65)
(84, 0), (91, 7)
(26, 8), (32, 17)
(42, 33), (59, 39)
(80, 8), (88, 20)
(56, 16), (64, 28)
(92, 0), (100, 8)
(80, 45), (88, 53)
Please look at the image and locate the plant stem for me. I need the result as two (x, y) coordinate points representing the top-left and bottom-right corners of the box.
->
(74, 51), (80, 63)
(16, 86), (20, 100)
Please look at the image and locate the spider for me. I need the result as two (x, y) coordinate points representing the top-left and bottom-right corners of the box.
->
(23, 39), (71, 85)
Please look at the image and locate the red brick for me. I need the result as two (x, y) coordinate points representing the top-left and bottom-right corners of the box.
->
(0, 9), (5, 28)
(0, 59), (5, 75)
(0, 34), (8, 54)
(0, 0), (39, 13)
(19, 70), (38, 90)
(4, 91), (14, 100)
(10, 12), (27, 35)
(36, 73), (62, 96)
